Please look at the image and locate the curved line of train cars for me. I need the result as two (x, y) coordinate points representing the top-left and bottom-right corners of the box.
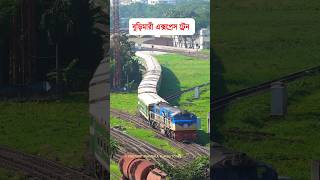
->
(136, 51), (199, 142)
(89, 58), (110, 179)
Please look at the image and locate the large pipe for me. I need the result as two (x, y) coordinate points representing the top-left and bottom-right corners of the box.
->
(119, 154), (167, 180)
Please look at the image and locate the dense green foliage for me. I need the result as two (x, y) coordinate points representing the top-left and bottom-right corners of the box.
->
(117, 0), (210, 30)
(0, 0), (16, 84)
(0, 0), (107, 90)
(213, 0), (320, 179)
(110, 138), (119, 158)
(159, 156), (209, 180)
(0, 0), (16, 37)
(110, 34), (142, 89)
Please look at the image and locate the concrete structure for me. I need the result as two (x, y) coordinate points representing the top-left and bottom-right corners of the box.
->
(173, 28), (210, 50)
(199, 28), (210, 49)
(148, 0), (176, 5)
(270, 82), (287, 116)
(207, 112), (210, 133)
(194, 86), (200, 99)
(311, 160), (320, 180)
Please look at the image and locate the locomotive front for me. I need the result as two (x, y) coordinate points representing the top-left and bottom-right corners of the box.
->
(151, 103), (198, 142)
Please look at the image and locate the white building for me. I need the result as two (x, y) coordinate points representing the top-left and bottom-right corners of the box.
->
(119, 0), (132, 5)
(132, 0), (148, 3)
(173, 28), (210, 49)
(118, 0), (147, 5)
(148, 0), (176, 5)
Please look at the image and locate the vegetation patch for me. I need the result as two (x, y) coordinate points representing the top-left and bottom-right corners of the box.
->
(110, 92), (138, 114)
(110, 160), (122, 179)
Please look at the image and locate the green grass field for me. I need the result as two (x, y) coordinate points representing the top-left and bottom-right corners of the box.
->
(213, 1), (320, 179)
(0, 92), (90, 170)
(110, 92), (137, 114)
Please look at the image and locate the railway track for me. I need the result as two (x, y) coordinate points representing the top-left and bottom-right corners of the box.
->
(212, 65), (320, 111)
(164, 82), (210, 101)
(110, 109), (209, 159)
(0, 146), (94, 180)
(111, 128), (191, 167)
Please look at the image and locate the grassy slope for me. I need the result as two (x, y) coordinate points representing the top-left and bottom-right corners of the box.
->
(111, 117), (183, 155)
(0, 93), (90, 169)
(213, 1), (320, 179)
(110, 92), (137, 114)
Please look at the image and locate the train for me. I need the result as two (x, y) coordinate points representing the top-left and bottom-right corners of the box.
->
(136, 51), (199, 142)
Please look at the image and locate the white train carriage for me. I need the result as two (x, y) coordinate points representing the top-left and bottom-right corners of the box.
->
(136, 51), (163, 95)
(136, 52), (162, 72)
(138, 93), (167, 120)
(139, 80), (158, 90)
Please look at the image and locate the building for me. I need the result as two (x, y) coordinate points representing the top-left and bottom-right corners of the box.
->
(199, 28), (210, 49)
(119, 0), (147, 5)
(148, 0), (176, 5)
(173, 28), (210, 49)
(120, 0), (131, 5)
(118, 0), (174, 6)
(132, 0), (148, 3)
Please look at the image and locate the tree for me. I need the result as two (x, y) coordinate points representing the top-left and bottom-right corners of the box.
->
(110, 34), (142, 90)
(40, 0), (73, 89)
(40, 0), (107, 90)
(0, 0), (17, 85)
(110, 138), (119, 158)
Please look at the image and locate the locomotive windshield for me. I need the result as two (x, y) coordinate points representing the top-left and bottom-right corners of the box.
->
(174, 113), (197, 121)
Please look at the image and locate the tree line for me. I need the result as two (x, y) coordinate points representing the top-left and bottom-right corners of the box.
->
(0, 0), (108, 93)
(116, 0), (210, 31)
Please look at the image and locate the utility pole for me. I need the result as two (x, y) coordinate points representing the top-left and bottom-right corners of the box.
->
(56, 43), (59, 93)
(112, 0), (121, 88)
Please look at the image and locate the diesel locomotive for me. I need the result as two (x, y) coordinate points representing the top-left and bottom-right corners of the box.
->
(136, 51), (199, 142)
